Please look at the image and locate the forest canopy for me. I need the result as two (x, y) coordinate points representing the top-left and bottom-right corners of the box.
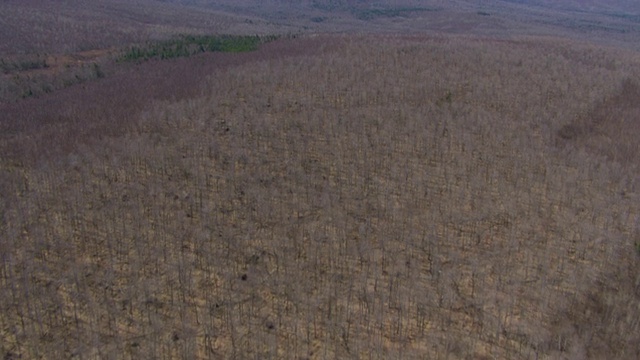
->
(1, 1), (640, 359)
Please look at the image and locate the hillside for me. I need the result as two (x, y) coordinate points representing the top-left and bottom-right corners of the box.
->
(2, 33), (640, 359)
(3, 0), (640, 55)
(0, 0), (295, 55)
(501, 0), (640, 13)
(2, 1), (640, 359)
(3, 0), (640, 105)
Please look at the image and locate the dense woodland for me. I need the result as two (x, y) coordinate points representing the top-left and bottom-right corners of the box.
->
(2, 1), (640, 359)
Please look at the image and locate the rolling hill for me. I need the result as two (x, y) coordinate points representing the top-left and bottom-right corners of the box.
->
(1, 1), (640, 359)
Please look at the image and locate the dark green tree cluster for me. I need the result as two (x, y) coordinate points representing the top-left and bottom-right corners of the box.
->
(0, 61), (106, 102)
(0, 55), (48, 74)
(353, 7), (439, 21)
(119, 35), (277, 63)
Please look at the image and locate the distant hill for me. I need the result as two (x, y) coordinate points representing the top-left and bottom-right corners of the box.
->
(500, 0), (640, 14)
(164, 0), (640, 14)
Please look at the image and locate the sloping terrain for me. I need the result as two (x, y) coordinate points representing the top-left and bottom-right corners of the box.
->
(501, 0), (640, 13)
(3, 0), (640, 105)
(0, 0), (281, 54)
(2, 1), (640, 359)
(4, 0), (639, 55)
(1, 34), (640, 359)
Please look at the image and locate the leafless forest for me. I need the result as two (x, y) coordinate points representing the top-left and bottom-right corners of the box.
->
(1, 1), (640, 359)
